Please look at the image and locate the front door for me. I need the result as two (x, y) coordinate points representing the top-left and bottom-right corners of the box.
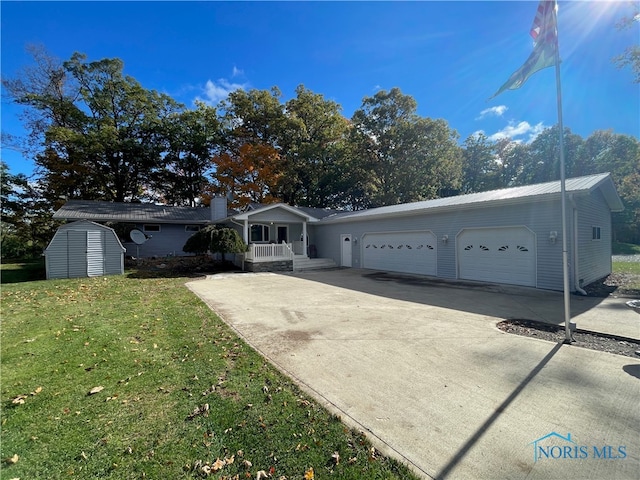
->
(277, 225), (288, 244)
(340, 234), (352, 267)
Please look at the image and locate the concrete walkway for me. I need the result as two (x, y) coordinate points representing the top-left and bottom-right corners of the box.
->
(187, 269), (640, 480)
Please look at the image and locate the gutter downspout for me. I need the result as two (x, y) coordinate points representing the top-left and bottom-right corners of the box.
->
(569, 194), (588, 296)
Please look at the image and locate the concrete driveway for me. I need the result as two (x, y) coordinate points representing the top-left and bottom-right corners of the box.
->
(187, 269), (640, 480)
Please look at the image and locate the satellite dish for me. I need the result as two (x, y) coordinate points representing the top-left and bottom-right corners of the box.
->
(130, 229), (147, 245)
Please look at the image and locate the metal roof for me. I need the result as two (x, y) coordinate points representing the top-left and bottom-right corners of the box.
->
(53, 174), (623, 226)
(53, 200), (212, 224)
(320, 173), (624, 224)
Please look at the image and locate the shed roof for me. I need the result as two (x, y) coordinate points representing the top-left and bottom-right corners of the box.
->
(53, 200), (212, 224)
(320, 173), (624, 224)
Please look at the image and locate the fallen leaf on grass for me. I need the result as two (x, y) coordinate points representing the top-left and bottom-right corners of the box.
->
(4, 454), (19, 464)
(256, 471), (269, 480)
(303, 467), (314, 480)
(88, 386), (104, 395)
(186, 403), (209, 420)
(212, 458), (226, 472)
(331, 452), (340, 465)
(11, 395), (27, 405)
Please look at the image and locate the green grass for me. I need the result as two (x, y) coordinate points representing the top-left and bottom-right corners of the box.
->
(1, 257), (46, 284)
(613, 261), (640, 275)
(1, 271), (417, 479)
(612, 242), (640, 255)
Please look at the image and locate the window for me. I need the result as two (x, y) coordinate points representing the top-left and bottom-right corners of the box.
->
(185, 225), (201, 232)
(250, 224), (270, 242)
(143, 224), (161, 232)
(592, 226), (601, 240)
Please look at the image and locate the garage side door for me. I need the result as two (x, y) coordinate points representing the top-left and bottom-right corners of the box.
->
(457, 227), (536, 287)
(362, 231), (437, 276)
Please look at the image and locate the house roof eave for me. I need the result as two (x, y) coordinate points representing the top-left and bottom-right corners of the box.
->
(232, 203), (320, 222)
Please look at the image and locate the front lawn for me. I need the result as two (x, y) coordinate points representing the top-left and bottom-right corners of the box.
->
(1, 271), (416, 479)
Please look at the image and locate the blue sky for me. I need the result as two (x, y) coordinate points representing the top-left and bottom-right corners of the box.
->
(2, 1), (638, 178)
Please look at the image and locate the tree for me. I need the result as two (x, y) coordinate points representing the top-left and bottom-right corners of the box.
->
(213, 88), (290, 207)
(183, 225), (246, 261)
(3, 48), (181, 206)
(153, 103), (221, 206)
(580, 130), (640, 243)
(461, 133), (499, 193)
(279, 85), (350, 207)
(0, 161), (58, 258)
(518, 125), (583, 184)
(212, 143), (283, 209)
(493, 138), (529, 188)
(613, 4), (640, 83)
(349, 87), (462, 207)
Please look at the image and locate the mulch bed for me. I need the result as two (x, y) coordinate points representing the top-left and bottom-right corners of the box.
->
(583, 273), (640, 298)
(125, 255), (240, 278)
(497, 319), (640, 358)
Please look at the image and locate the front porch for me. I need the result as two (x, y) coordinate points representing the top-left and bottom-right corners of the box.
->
(242, 243), (336, 272)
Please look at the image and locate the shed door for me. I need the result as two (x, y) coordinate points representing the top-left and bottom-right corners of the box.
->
(87, 231), (105, 277)
(362, 231), (437, 276)
(457, 227), (536, 287)
(67, 231), (87, 278)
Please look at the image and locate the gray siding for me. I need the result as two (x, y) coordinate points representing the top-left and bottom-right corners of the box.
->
(125, 223), (198, 258)
(574, 190), (612, 287)
(45, 221), (125, 279)
(314, 199), (572, 291)
(249, 209), (305, 223)
(45, 230), (70, 279)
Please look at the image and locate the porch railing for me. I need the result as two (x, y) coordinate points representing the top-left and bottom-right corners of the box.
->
(245, 242), (294, 262)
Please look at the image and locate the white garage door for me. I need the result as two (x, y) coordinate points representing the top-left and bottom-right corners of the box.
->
(362, 231), (437, 276)
(457, 227), (536, 287)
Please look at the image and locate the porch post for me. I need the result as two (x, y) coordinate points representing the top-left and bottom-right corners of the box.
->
(302, 221), (307, 256)
(243, 220), (249, 244)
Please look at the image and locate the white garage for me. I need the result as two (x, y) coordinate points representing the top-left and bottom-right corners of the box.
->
(362, 231), (437, 276)
(457, 226), (536, 287)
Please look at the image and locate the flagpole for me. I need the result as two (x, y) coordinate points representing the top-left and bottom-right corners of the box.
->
(553, 0), (572, 343)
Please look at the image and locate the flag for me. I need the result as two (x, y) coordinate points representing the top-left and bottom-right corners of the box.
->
(491, 0), (558, 99)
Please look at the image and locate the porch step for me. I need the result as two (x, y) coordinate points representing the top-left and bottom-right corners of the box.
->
(293, 256), (338, 272)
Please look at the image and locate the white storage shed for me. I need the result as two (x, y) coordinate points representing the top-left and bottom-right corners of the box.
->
(45, 220), (126, 279)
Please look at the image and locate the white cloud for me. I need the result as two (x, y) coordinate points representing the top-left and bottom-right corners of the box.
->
(488, 120), (546, 143)
(476, 105), (508, 120)
(232, 66), (244, 78)
(195, 78), (248, 105)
